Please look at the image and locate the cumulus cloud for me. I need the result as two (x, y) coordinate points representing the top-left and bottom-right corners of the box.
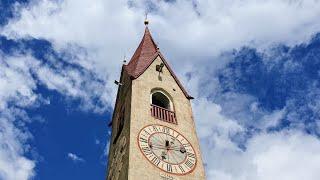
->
(190, 37), (320, 179)
(0, 114), (36, 180)
(1, 0), (320, 180)
(0, 55), (37, 180)
(0, 48), (108, 178)
(3, 0), (320, 76)
(205, 129), (320, 180)
(67, 153), (85, 163)
(193, 98), (320, 180)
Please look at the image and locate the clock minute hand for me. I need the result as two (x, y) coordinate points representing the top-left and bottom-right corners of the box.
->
(168, 147), (187, 153)
(151, 146), (167, 150)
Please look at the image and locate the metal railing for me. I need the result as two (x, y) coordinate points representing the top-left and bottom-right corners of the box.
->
(150, 104), (177, 124)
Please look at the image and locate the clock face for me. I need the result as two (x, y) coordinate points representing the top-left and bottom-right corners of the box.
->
(137, 124), (197, 175)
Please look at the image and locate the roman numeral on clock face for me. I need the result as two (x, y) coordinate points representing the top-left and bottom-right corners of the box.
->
(178, 165), (185, 173)
(184, 159), (194, 169)
(162, 126), (170, 134)
(143, 129), (150, 135)
(166, 164), (172, 172)
(152, 125), (159, 132)
(151, 156), (161, 166)
(139, 137), (148, 143)
(187, 152), (196, 159)
(183, 143), (191, 147)
(141, 147), (152, 156)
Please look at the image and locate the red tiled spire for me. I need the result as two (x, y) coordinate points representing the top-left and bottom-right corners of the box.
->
(124, 26), (193, 99)
(125, 27), (158, 78)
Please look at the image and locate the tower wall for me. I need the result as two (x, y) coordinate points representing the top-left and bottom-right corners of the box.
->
(107, 69), (132, 180)
(127, 56), (206, 180)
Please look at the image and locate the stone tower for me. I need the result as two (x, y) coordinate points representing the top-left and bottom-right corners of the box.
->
(107, 23), (206, 180)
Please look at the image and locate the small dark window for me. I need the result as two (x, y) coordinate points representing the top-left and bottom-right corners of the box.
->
(152, 92), (170, 110)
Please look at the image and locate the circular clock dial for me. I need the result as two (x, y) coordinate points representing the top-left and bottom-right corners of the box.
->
(138, 124), (197, 175)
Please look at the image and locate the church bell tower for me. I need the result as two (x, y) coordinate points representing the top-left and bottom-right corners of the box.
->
(107, 20), (206, 180)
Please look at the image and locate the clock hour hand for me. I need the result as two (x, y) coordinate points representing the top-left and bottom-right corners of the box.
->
(165, 140), (170, 148)
(180, 146), (186, 153)
(161, 151), (167, 160)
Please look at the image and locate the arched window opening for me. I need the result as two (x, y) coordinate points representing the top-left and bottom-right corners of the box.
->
(150, 90), (177, 124)
(152, 92), (170, 110)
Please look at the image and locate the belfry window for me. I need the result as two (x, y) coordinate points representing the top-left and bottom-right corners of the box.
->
(152, 92), (170, 110)
(150, 90), (177, 124)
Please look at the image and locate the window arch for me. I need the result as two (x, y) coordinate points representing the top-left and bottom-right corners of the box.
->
(150, 89), (177, 124)
(150, 89), (173, 110)
(152, 92), (170, 110)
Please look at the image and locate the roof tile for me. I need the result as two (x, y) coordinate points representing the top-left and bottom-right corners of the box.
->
(125, 27), (158, 78)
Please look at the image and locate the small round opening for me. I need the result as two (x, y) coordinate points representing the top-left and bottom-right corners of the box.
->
(152, 92), (170, 110)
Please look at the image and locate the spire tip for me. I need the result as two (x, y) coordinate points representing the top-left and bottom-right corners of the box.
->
(144, 20), (149, 25)
(144, 12), (149, 26)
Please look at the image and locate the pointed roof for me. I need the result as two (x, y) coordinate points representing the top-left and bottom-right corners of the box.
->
(125, 27), (158, 78)
(124, 26), (193, 99)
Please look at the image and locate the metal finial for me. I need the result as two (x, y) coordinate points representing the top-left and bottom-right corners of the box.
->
(144, 12), (149, 25)
(123, 54), (127, 64)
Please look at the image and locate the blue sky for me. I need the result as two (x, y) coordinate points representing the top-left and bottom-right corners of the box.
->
(0, 23), (110, 179)
(1, 0), (320, 180)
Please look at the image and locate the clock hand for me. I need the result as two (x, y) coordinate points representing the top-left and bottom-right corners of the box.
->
(150, 143), (165, 148)
(161, 151), (167, 160)
(167, 148), (182, 151)
(168, 146), (181, 150)
(166, 147), (187, 153)
(165, 140), (170, 148)
(150, 146), (167, 150)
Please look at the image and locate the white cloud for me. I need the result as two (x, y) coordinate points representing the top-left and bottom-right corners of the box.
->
(0, 52), (108, 179)
(207, 130), (320, 180)
(194, 98), (320, 180)
(259, 108), (286, 130)
(1, 0), (320, 179)
(193, 98), (243, 140)
(247, 131), (320, 180)
(103, 129), (112, 158)
(0, 115), (35, 180)
(3, 0), (320, 80)
(95, 139), (100, 145)
(0, 55), (37, 180)
(67, 153), (85, 162)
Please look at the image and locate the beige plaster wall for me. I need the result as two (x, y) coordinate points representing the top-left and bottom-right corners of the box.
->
(128, 56), (206, 180)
